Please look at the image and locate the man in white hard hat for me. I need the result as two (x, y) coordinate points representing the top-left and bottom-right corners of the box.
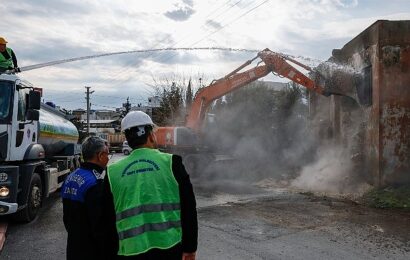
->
(103, 111), (198, 260)
(0, 37), (19, 72)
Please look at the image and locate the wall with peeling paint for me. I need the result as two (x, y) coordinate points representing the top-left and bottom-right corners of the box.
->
(310, 20), (410, 187)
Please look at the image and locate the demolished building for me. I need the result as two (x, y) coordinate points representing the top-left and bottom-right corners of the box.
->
(310, 20), (410, 187)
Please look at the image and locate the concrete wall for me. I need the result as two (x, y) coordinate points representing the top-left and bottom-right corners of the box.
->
(310, 20), (410, 186)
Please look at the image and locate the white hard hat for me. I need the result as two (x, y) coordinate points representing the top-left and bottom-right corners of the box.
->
(121, 111), (154, 132)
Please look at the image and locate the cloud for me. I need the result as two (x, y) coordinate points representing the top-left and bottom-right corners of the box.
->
(216, 50), (257, 63)
(183, 0), (194, 7)
(334, 0), (359, 8)
(148, 50), (200, 65)
(17, 38), (97, 65)
(164, 1), (195, 21)
(1, 0), (408, 111)
(205, 19), (222, 30)
(6, 0), (90, 17)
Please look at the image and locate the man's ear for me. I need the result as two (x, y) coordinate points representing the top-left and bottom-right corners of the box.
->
(148, 132), (155, 143)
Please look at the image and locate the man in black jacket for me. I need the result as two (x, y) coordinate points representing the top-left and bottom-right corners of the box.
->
(61, 136), (110, 260)
(103, 111), (198, 260)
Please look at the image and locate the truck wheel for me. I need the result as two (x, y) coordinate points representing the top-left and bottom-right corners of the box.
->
(13, 173), (43, 223)
(124, 150), (130, 155)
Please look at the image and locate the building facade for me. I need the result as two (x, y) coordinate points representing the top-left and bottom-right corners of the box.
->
(310, 20), (410, 186)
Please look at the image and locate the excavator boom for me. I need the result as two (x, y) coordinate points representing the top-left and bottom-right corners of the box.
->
(185, 48), (329, 132)
(155, 48), (331, 153)
(186, 64), (271, 131)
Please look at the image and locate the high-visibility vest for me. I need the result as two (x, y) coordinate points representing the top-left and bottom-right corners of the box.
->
(107, 148), (182, 256)
(0, 48), (14, 69)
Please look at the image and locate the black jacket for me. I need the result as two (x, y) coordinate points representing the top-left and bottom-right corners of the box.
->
(62, 162), (105, 260)
(103, 154), (198, 259)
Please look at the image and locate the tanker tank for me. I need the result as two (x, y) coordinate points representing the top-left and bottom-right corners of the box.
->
(38, 103), (79, 157)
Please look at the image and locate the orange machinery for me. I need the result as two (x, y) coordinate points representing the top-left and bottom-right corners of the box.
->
(155, 48), (331, 155)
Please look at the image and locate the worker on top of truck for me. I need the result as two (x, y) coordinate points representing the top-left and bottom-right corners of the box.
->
(0, 37), (20, 72)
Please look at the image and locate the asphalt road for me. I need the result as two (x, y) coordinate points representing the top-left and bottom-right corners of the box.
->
(1, 154), (410, 260)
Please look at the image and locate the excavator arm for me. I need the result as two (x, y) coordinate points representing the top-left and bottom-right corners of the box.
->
(186, 48), (329, 132)
(186, 62), (271, 130)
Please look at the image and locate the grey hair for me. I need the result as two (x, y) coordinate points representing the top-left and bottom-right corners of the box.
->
(81, 136), (106, 161)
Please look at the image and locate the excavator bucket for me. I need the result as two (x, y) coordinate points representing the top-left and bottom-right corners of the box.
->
(314, 62), (369, 106)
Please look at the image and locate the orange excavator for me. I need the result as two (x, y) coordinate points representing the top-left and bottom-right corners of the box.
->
(155, 48), (331, 158)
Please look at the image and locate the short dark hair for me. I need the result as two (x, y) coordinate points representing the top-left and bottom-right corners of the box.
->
(82, 136), (106, 161)
(124, 125), (153, 149)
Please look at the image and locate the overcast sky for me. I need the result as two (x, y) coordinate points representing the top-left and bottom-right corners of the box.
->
(1, 0), (409, 110)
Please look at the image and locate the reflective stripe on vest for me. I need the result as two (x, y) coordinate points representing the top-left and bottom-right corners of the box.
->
(0, 48), (14, 69)
(107, 148), (181, 256)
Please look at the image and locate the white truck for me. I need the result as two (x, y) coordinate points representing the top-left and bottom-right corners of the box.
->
(0, 72), (81, 222)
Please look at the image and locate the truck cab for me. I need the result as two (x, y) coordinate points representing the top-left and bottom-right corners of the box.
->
(0, 73), (80, 222)
(0, 74), (41, 162)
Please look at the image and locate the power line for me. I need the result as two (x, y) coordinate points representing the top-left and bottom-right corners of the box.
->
(92, 94), (147, 101)
(92, 1), (243, 88)
(203, 0), (234, 20)
(144, 0), (247, 68)
(157, 0), (269, 66)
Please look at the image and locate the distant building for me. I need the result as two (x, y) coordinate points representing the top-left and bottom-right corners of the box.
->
(72, 95), (159, 129)
(94, 109), (119, 120)
(72, 108), (120, 121)
(263, 81), (288, 91)
(71, 108), (85, 119)
(80, 119), (119, 134)
(148, 96), (161, 107)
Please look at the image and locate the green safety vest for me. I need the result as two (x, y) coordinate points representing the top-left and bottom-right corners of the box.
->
(107, 148), (182, 256)
(0, 48), (14, 69)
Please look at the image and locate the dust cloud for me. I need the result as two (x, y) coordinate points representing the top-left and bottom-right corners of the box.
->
(290, 146), (365, 194)
(194, 81), (312, 193)
(194, 60), (371, 196)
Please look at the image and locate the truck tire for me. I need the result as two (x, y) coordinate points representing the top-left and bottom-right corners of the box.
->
(13, 173), (43, 223)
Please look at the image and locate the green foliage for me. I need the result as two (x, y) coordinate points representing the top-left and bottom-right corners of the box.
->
(207, 81), (311, 169)
(151, 75), (205, 126)
(69, 117), (87, 142)
(363, 185), (410, 209)
(121, 97), (131, 118)
(186, 79), (193, 110)
(155, 82), (185, 126)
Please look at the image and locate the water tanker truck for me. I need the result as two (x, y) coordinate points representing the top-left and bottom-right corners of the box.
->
(0, 72), (81, 222)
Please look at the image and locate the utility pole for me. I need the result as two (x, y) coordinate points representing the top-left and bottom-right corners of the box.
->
(85, 86), (94, 135)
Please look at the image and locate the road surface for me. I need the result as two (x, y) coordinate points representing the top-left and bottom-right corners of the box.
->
(1, 154), (409, 259)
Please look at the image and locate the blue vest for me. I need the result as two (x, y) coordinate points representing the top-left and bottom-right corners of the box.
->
(61, 168), (102, 203)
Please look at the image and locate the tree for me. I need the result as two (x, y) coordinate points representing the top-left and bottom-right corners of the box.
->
(206, 80), (311, 177)
(152, 82), (184, 126)
(186, 79), (193, 111)
(69, 116), (87, 143)
(122, 97), (131, 118)
(149, 74), (207, 126)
